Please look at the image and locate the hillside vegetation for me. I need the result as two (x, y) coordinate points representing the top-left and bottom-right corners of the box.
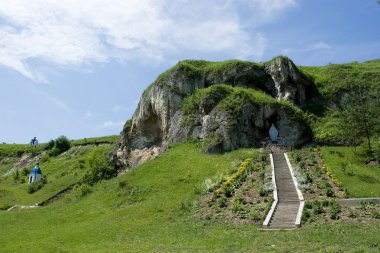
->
(0, 136), (118, 209)
(0, 142), (379, 252)
(1, 58), (380, 252)
(300, 60), (380, 150)
(300, 59), (380, 99)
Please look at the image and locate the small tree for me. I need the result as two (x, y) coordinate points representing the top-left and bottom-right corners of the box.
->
(55, 135), (71, 153)
(49, 135), (71, 156)
(340, 85), (380, 157)
(83, 147), (117, 185)
(47, 139), (55, 150)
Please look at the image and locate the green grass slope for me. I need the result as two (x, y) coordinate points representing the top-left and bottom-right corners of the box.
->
(0, 136), (117, 209)
(320, 147), (380, 198)
(300, 60), (380, 99)
(1, 143), (379, 252)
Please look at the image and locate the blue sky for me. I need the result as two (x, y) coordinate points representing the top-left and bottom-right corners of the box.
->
(1, 0), (380, 143)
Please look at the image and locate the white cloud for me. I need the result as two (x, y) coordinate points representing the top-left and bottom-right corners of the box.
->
(252, 0), (297, 15)
(0, 0), (297, 81)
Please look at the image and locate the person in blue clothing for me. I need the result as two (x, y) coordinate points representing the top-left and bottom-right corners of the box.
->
(30, 137), (38, 146)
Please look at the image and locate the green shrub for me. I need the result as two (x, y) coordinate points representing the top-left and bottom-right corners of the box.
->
(232, 202), (243, 214)
(249, 209), (260, 221)
(304, 201), (312, 209)
(28, 177), (47, 194)
(48, 135), (71, 156)
(39, 154), (50, 163)
(21, 168), (29, 176)
(312, 201), (324, 215)
(47, 139), (55, 150)
(326, 187), (335, 197)
(302, 209), (310, 222)
(55, 135), (71, 153)
(321, 199), (330, 207)
(218, 196), (227, 208)
(348, 210), (358, 218)
(298, 161), (307, 170)
(292, 151), (301, 163)
(359, 201), (375, 211)
(372, 210), (380, 219)
(83, 147), (117, 185)
(222, 185), (234, 198)
(259, 187), (268, 197)
(329, 200), (341, 220)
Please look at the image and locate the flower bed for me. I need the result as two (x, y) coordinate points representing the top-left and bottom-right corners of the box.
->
(195, 152), (273, 225)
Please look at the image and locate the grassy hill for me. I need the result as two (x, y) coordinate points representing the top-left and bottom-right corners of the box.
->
(0, 58), (379, 252)
(0, 136), (118, 209)
(0, 141), (379, 252)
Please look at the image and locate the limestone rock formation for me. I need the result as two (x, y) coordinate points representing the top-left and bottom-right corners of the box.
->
(113, 56), (313, 171)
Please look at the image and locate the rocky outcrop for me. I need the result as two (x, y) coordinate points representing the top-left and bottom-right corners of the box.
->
(168, 91), (311, 154)
(113, 56), (314, 171)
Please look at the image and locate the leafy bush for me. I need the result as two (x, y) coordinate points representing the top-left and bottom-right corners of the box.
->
(325, 187), (335, 197)
(47, 139), (55, 150)
(55, 135), (71, 151)
(83, 147), (117, 185)
(302, 209), (310, 222)
(249, 209), (260, 221)
(48, 135), (71, 156)
(329, 200), (341, 220)
(312, 201), (324, 215)
(28, 177), (47, 193)
(222, 185), (234, 197)
(304, 201), (312, 209)
(359, 201), (375, 211)
(348, 210), (358, 218)
(21, 168), (29, 176)
(259, 186), (270, 197)
(218, 196), (227, 208)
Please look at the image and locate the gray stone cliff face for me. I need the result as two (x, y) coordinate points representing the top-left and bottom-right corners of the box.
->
(113, 56), (313, 170)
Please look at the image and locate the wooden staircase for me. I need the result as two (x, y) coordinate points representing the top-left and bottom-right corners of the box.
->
(268, 152), (300, 229)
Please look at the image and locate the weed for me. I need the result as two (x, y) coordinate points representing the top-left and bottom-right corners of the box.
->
(75, 183), (92, 197)
(218, 196), (228, 208)
(326, 187), (335, 197)
(312, 201), (324, 215)
(329, 200), (341, 220)
(359, 201), (375, 211)
(302, 209), (311, 222)
(348, 210), (358, 218)
(372, 210), (380, 219)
